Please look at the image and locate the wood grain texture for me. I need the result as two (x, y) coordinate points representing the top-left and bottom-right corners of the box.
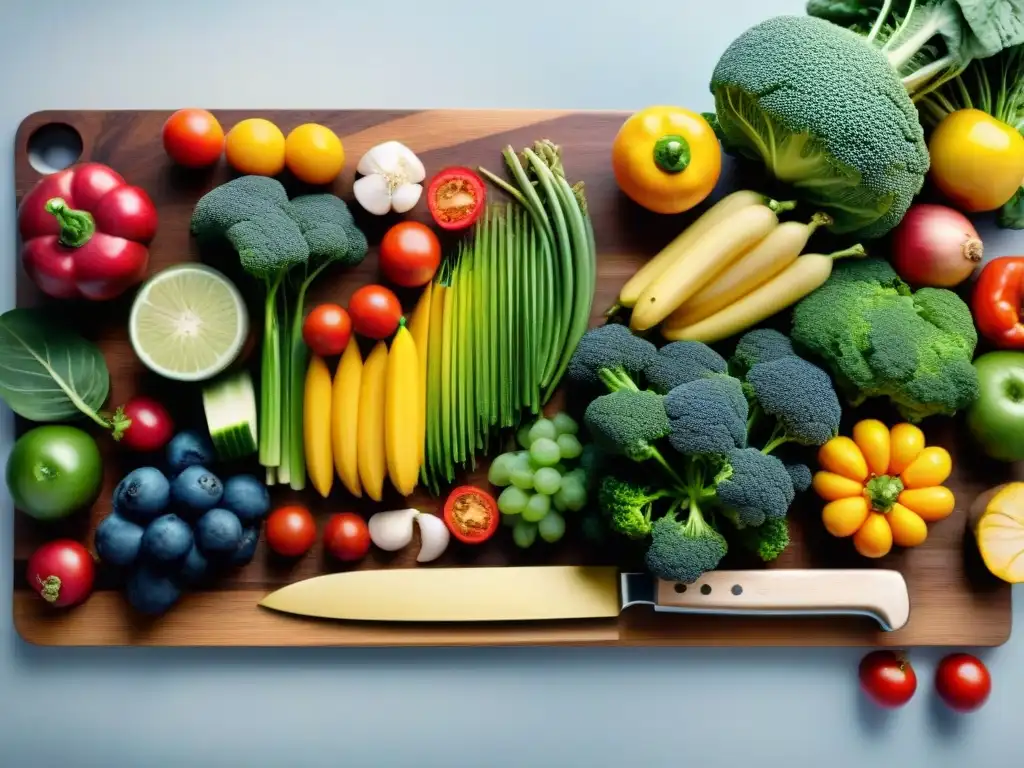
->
(10, 109), (1013, 647)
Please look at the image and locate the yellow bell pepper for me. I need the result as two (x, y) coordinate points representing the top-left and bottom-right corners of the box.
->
(813, 419), (955, 559)
(611, 106), (722, 215)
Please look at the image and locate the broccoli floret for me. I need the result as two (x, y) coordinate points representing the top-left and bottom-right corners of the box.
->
(598, 475), (675, 540)
(791, 258), (980, 421)
(285, 194), (368, 267)
(783, 462), (813, 494)
(716, 447), (795, 528)
(645, 500), (728, 584)
(567, 324), (657, 392)
(746, 356), (841, 450)
(735, 517), (791, 563)
(584, 389), (671, 462)
(663, 376), (748, 456)
(729, 329), (796, 379)
(644, 341), (728, 394)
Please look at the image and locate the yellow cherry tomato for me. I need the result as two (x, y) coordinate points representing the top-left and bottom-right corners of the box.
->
(853, 419), (890, 477)
(854, 512), (894, 558)
(817, 437), (869, 483)
(225, 118), (286, 176)
(899, 486), (955, 523)
(888, 423), (925, 475)
(888, 503), (928, 547)
(822, 496), (870, 538)
(611, 106), (721, 214)
(285, 123), (345, 185)
(901, 446), (952, 489)
(928, 109), (1024, 213)
(812, 471), (866, 501)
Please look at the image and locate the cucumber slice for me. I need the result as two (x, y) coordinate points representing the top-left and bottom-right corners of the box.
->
(202, 370), (258, 460)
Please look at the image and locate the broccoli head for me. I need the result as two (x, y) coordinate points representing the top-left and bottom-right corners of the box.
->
(645, 500), (728, 584)
(644, 341), (728, 394)
(729, 329), (796, 379)
(584, 389), (670, 462)
(783, 462), (813, 494)
(285, 194), (368, 267)
(567, 324), (657, 392)
(746, 356), (841, 450)
(716, 447), (796, 528)
(598, 475), (675, 540)
(735, 517), (791, 563)
(664, 376), (748, 456)
(791, 258), (979, 421)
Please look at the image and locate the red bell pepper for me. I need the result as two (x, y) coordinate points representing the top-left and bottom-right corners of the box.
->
(973, 256), (1024, 348)
(18, 162), (158, 301)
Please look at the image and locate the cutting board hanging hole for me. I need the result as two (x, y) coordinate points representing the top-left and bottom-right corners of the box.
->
(27, 123), (82, 174)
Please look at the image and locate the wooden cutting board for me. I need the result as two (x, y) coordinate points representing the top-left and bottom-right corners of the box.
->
(10, 109), (1013, 647)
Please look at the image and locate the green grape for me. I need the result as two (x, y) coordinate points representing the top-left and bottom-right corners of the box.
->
(513, 519), (538, 548)
(527, 418), (558, 444)
(538, 510), (566, 543)
(529, 437), (561, 467)
(551, 412), (579, 436)
(556, 434), (582, 460)
(522, 492), (551, 522)
(516, 424), (533, 449)
(487, 452), (518, 487)
(533, 467), (562, 496)
(510, 466), (535, 490)
(558, 475), (588, 512)
(497, 485), (530, 515)
(552, 491), (568, 512)
(553, 463), (568, 475)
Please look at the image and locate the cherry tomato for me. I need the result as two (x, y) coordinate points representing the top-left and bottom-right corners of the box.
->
(120, 396), (174, 452)
(285, 123), (345, 185)
(162, 108), (225, 168)
(443, 486), (499, 545)
(936, 653), (991, 712)
(225, 118), (286, 177)
(27, 539), (95, 608)
(302, 304), (352, 356)
(379, 222), (442, 287)
(323, 512), (371, 562)
(265, 505), (317, 557)
(426, 167), (486, 231)
(348, 285), (402, 339)
(858, 650), (917, 708)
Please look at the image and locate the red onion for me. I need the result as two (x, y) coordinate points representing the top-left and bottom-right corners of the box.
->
(891, 203), (983, 287)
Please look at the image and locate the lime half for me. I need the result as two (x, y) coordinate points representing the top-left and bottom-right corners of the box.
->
(129, 264), (249, 382)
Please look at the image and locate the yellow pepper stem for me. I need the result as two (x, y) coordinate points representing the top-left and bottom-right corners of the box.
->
(865, 474), (904, 514)
(653, 134), (691, 174)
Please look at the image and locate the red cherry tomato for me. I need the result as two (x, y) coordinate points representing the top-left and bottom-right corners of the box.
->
(379, 222), (442, 287)
(265, 505), (317, 557)
(443, 486), (499, 545)
(120, 396), (175, 452)
(162, 108), (225, 168)
(302, 304), (352, 356)
(858, 651), (917, 708)
(27, 539), (95, 608)
(936, 653), (991, 712)
(348, 285), (402, 339)
(426, 167), (486, 231)
(323, 512), (371, 562)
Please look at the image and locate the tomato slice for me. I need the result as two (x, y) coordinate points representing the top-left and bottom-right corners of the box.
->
(427, 167), (486, 231)
(443, 485), (499, 544)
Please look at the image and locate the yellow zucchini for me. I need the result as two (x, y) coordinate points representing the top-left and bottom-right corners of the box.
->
(407, 283), (432, 467)
(630, 203), (782, 331)
(668, 213), (831, 327)
(332, 339), (363, 498)
(358, 341), (389, 502)
(661, 244), (866, 343)
(617, 190), (768, 308)
(304, 354), (333, 498)
(385, 320), (420, 497)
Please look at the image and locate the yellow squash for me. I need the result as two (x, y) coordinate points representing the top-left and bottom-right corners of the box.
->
(385, 319), (421, 497)
(357, 341), (388, 502)
(332, 339), (362, 498)
(303, 354), (333, 498)
(407, 283), (432, 466)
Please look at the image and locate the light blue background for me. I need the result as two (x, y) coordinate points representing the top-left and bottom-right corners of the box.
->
(1, 1), (1021, 766)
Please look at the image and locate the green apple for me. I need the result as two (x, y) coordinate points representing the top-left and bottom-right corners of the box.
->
(966, 351), (1024, 462)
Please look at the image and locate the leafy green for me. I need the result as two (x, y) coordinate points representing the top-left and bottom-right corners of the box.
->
(1000, 187), (1024, 229)
(0, 308), (128, 437)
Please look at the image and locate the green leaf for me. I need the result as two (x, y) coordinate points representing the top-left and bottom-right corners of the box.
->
(999, 186), (1024, 229)
(0, 308), (111, 425)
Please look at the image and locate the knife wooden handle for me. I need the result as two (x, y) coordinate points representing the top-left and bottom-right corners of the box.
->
(653, 569), (910, 631)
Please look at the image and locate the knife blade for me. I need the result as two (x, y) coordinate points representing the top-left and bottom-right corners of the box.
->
(258, 567), (910, 631)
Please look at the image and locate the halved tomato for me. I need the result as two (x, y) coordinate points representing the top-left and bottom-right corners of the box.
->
(426, 167), (486, 231)
(443, 485), (499, 544)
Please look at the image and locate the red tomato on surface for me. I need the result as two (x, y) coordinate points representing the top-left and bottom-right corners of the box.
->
(323, 512), (371, 562)
(162, 108), (225, 168)
(936, 653), (991, 712)
(426, 167), (486, 231)
(265, 505), (317, 557)
(120, 396), (174, 452)
(443, 486), (499, 545)
(27, 539), (95, 608)
(858, 651), (917, 708)
(348, 285), (402, 339)
(378, 222), (441, 287)
(302, 304), (352, 356)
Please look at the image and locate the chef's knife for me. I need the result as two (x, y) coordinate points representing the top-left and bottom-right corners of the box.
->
(259, 567), (910, 631)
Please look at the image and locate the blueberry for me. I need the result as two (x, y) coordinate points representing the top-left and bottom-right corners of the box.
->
(177, 544), (210, 586)
(126, 566), (181, 615)
(221, 475), (271, 526)
(141, 514), (193, 563)
(195, 508), (243, 556)
(115, 467), (171, 523)
(170, 465), (223, 518)
(230, 527), (261, 566)
(166, 430), (215, 477)
(94, 511), (144, 566)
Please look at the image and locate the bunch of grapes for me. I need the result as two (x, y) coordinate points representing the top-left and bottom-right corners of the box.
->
(488, 412), (589, 548)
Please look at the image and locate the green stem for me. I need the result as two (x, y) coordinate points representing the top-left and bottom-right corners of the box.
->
(653, 135), (691, 174)
(767, 199), (797, 214)
(45, 198), (95, 248)
(258, 274), (284, 469)
(651, 449), (686, 490)
(761, 426), (790, 456)
(865, 0), (894, 44)
(278, 287), (292, 485)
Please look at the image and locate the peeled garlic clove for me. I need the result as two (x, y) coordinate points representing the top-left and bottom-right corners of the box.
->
(391, 183), (423, 213)
(415, 513), (450, 563)
(368, 508), (418, 551)
(353, 174), (393, 216)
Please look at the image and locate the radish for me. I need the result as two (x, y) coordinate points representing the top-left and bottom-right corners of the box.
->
(891, 204), (983, 288)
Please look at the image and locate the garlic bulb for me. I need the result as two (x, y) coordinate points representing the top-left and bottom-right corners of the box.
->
(368, 508), (417, 551)
(414, 513), (450, 563)
(353, 141), (426, 215)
